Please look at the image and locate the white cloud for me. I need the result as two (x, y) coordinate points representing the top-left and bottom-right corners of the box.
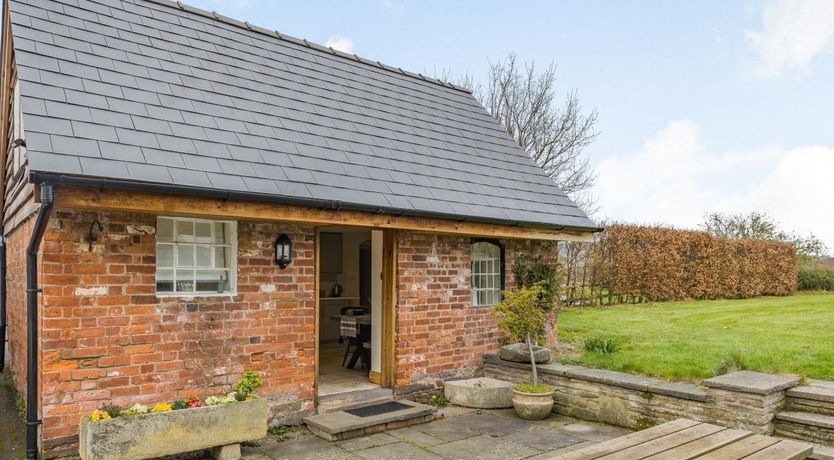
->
(746, 0), (834, 77)
(594, 120), (834, 250)
(324, 35), (355, 54)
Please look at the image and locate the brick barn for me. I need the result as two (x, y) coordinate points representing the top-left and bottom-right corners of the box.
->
(0, 0), (597, 458)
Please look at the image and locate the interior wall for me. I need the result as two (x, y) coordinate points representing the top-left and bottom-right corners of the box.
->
(341, 231), (367, 301)
(319, 229), (368, 302)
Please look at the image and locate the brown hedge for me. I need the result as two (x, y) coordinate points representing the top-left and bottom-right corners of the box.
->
(582, 224), (797, 303)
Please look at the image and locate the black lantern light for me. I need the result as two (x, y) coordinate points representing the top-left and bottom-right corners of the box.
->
(275, 233), (292, 269)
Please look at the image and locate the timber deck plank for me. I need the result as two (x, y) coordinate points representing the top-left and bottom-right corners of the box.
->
(556, 419), (810, 460)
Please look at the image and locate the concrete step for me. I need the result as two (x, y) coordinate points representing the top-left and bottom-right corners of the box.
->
(304, 399), (437, 441)
(317, 388), (394, 414)
(787, 385), (834, 416)
(775, 411), (834, 446)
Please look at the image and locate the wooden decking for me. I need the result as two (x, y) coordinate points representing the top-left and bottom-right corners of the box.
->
(556, 419), (813, 460)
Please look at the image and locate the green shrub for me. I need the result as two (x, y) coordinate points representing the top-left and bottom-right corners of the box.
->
(514, 383), (552, 394)
(797, 269), (834, 291)
(171, 399), (188, 410)
(268, 425), (292, 442)
(583, 335), (620, 355)
(234, 371), (263, 399)
(713, 351), (747, 376)
(100, 404), (122, 418)
(427, 394), (449, 407)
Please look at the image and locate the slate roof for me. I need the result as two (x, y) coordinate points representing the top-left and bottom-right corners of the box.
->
(8, 0), (597, 231)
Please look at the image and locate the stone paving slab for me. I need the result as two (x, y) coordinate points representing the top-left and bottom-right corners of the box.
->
(336, 432), (400, 451)
(648, 381), (709, 402)
(261, 437), (354, 460)
(356, 442), (444, 460)
(788, 385), (834, 403)
(389, 426), (447, 447)
(502, 427), (586, 451)
(429, 434), (540, 460)
(563, 367), (662, 392)
(445, 412), (530, 437)
(703, 370), (801, 395)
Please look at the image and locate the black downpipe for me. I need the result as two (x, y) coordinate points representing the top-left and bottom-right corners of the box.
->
(0, 235), (6, 372)
(26, 183), (53, 460)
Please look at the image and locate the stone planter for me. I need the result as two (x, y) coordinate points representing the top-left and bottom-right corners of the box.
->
(512, 388), (555, 420)
(444, 377), (514, 409)
(79, 399), (268, 460)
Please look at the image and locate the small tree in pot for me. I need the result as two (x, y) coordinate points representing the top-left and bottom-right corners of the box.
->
(492, 284), (554, 420)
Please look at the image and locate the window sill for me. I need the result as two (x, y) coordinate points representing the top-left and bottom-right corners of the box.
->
(156, 292), (237, 299)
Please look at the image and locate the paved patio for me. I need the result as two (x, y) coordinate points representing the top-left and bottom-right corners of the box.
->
(239, 406), (632, 460)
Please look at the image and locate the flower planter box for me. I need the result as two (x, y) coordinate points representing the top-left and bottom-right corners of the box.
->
(79, 399), (268, 460)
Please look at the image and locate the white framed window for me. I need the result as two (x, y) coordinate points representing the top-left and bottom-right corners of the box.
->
(155, 216), (237, 295)
(471, 241), (503, 307)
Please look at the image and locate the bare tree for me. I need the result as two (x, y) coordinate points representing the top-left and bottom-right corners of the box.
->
(441, 54), (599, 212)
(702, 211), (828, 259)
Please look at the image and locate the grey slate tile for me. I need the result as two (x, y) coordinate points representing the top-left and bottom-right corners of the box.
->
(25, 115), (73, 136)
(79, 157), (130, 177)
(126, 162), (173, 183)
(98, 141), (145, 162)
(49, 135), (100, 157)
(71, 121), (118, 142)
(155, 134), (197, 154)
(28, 152), (82, 174)
(168, 168), (212, 187)
(116, 128), (159, 149)
(131, 116), (172, 135)
(142, 148), (184, 167)
(45, 100), (92, 122)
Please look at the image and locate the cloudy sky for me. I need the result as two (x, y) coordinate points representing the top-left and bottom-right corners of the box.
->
(190, 0), (834, 249)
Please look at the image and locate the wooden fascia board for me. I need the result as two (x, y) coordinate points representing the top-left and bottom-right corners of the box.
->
(0, 0), (13, 206)
(53, 186), (595, 242)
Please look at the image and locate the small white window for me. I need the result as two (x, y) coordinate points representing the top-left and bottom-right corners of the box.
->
(471, 241), (503, 307)
(155, 217), (236, 295)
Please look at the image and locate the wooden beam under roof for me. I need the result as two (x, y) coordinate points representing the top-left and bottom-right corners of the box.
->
(53, 185), (595, 242)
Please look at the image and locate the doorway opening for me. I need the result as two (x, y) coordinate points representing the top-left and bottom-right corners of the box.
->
(317, 228), (384, 397)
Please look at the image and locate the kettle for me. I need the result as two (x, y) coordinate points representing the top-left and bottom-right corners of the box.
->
(331, 283), (343, 297)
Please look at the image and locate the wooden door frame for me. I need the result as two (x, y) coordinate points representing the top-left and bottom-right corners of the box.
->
(380, 229), (397, 389)
(313, 227), (397, 402)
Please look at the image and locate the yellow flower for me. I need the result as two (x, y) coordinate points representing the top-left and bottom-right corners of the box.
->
(150, 403), (172, 413)
(90, 410), (110, 422)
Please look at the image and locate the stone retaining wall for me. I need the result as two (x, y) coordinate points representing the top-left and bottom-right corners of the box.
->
(483, 355), (799, 434)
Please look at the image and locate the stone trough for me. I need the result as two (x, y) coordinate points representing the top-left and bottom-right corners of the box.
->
(444, 377), (514, 409)
(79, 399), (269, 460)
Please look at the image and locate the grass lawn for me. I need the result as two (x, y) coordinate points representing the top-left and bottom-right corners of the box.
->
(558, 292), (834, 381)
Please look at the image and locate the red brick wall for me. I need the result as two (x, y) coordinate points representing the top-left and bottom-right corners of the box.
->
(5, 215), (35, 396)
(395, 232), (558, 390)
(37, 209), (316, 457)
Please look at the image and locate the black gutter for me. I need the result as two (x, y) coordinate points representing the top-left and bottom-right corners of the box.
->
(26, 183), (53, 460)
(29, 172), (604, 234)
(0, 235), (6, 373)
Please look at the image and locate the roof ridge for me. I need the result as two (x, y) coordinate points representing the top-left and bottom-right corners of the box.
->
(143, 0), (473, 94)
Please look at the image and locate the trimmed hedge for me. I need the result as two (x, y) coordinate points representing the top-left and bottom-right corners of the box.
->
(797, 269), (834, 291)
(586, 224), (797, 303)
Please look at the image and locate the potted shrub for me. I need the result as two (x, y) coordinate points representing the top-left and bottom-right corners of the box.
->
(492, 284), (555, 420)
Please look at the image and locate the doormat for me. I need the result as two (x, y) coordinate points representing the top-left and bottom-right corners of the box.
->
(345, 401), (411, 418)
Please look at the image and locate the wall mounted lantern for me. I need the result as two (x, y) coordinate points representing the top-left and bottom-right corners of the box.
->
(275, 233), (292, 269)
(86, 219), (103, 252)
